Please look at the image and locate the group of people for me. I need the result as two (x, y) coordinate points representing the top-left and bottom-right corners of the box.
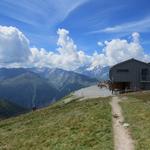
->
(97, 80), (117, 94)
(97, 81), (110, 89)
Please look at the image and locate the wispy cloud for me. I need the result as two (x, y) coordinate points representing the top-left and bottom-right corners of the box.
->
(0, 0), (89, 49)
(0, 0), (89, 27)
(90, 17), (150, 34)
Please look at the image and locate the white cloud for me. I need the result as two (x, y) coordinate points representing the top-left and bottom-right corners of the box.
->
(90, 32), (150, 68)
(31, 30), (150, 70)
(57, 28), (78, 56)
(92, 17), (150, 34)
(30, 28), (90, 70)
(132, 32), (140, 43)
(0, 25), (149, 70)
(97, 41), (104, 47)
(0, 26), (31, 65)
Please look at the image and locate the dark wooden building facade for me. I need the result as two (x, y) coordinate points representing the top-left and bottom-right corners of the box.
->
(109, 59), (150, 91)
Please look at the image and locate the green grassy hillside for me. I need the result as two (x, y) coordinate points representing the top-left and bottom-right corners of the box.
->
(0, 99), (28, 120)
(0, 97), (113, 150)
(120, 91), (150, 150)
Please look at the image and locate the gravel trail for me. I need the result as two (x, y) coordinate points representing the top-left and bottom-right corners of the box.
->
(110, 96), (135, 150)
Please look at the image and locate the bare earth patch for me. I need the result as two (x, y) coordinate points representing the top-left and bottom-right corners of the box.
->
(73, 85), (112, 100)
(110, 96), (135, 150)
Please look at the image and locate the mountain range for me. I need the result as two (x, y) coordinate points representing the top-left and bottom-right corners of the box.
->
(30, 67), (97, 92)
(0, 66), (109, 112)
(0, 67), (102, 110)
(75, 65), (110, 80)
(0, 71), (58, 109)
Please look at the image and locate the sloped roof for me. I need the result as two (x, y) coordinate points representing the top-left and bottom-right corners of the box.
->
(110, 58), (150, 69)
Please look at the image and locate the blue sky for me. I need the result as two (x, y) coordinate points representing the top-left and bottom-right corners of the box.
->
(0, 0), (150, 70)
(0, 0), (150, 54)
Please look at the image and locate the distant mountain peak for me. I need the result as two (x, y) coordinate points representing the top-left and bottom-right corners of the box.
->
(75, 65), (110, 81)
(86, 64), (102, 71)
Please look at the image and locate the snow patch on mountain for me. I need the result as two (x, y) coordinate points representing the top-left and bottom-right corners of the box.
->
(75, 65), (110, 81)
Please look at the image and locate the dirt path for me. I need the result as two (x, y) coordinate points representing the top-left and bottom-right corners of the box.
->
(110, 96), (135, 150)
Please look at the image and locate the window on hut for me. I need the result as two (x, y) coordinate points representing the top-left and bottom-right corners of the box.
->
(141, 68), (149, 81)
(117, 69), (129, 73)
